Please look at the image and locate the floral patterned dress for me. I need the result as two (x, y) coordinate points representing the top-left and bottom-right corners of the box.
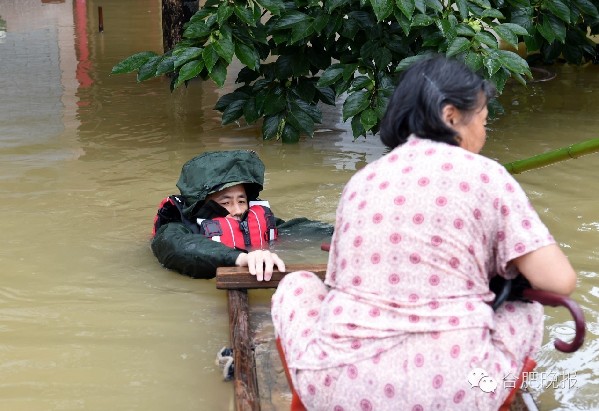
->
(272, 136), (553, 411)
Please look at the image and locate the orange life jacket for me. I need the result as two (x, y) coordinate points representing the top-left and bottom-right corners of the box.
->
(197, 202), (277, 249)
(152, 196), (277, 250)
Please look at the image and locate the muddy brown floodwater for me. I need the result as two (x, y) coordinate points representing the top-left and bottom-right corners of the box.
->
(0, 1), (598, 410)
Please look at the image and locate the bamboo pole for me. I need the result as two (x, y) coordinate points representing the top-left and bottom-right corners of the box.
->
(502, 138), (599, 174)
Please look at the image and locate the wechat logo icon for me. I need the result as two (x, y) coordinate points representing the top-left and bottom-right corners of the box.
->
(467, 368), (498, 393)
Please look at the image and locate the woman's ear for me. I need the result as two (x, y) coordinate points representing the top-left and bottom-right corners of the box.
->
(442, 104), (459, 126)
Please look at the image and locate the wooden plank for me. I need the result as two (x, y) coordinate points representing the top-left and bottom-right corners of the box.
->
(227, 289), (260, 411)
(216, 264), (328, 289)
(219, 264), (327, 410)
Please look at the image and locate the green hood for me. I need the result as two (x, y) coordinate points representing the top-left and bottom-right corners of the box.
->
(176, 150), (265, 218)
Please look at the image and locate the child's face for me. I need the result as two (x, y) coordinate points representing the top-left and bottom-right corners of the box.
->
(206, 184), (248, 220)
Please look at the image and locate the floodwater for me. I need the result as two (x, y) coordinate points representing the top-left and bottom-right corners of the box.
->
(0, 1), (597, 410)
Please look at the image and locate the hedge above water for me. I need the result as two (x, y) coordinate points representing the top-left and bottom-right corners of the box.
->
(113, 0), (599, 143)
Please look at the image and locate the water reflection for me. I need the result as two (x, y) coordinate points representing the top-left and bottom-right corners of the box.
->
(0, 0), (597, 410)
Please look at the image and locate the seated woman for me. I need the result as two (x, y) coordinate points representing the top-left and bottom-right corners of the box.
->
(151, 149), (333, 280)
(271, 56), (577, 410)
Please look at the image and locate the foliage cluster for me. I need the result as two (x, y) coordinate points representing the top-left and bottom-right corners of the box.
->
(113, 0), (599, 143)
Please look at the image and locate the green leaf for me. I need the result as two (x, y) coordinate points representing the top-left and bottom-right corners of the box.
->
(234, 42), (260, 71)
(546, 14), (567, 43)
(511, 72), (527, 87)
(455, 0), (469, 20)
(464, 51), (484, 72)
(343, 64), (359, 81)
(456, 23), (476, 37)
(510, 6), (534, 29)
(275, 54), (294, 79)
(217, 3), (234, 25)
(506, 0), (531, 5)
(370, 0), (394, 21)
(342, 90), (371, 121)
(215, 92), (240, 111)
(263, 89), (286, 115)
(501, 23), (529, 36)
(156, 54), (177, 76)
(243, 96), (260, 123)
(414, 0), (426, 13)
(287, 105), (315, 136)
(425, 0), (443, 13)
(351, 76), (374, 91)
(205, 13), (218, 28)
(347, 11), (375, 28)
(202, 44), (220, 72)
(395, 54), (430, 71)
(175, 60), (204, 87)
(317, 64), (344, 86)
(273, 11), (311, 30)
(483, 54), (502, 77)
(295, 80), (317, 103)
(254, 0), (284, 16)
(183, 21), (212, 39)
(470, 0), (492, 8)
(313, 14), (330, 33)
(221, 99), (246, 125)
(188, 9), (213, 24)
(573, 0), (599, 18)
(411, 14), (435, 27)
(437, 18), (457, 43)
(396, 0), (415, 19)
(325, 0), (351, 12)
(334, 77), (353, 97)
(386, 35), (409, 54)
(262, 113), (283, 140)
(536, 15), (556, 43)
(446, 37), (471, 56)
(545, 0), (571, 23)
(497, 49), (531, 76)
(174, 47), (203, 69)
(494, 24), (519, 49)
(234, 6), (256, 26)
(137, 56), (162, 82)
(373, 48), (393, 69)
(377, 73), (395, 94)
(307, 46), (332, 70)
(290, 97), (322, 122)
(474, 31), (498, 48)
(316, 86), (336, 105)
(281, 123), (301, 143)
(541, 40), (563, 63)
(214, 34), (235, 64)
(111, 51), (158, 74)
(360, 108), (378, 131)
(490, 68), (510, 93)
(291, 20), (314, 44)
(375, 91), (390, 118)
(209, 60), (227, 87)
(422, 31), (444, 47)
(524, 30), (542, 53)
(351, 115), (366, 138)
(395, 11), (412, 35)
(562, 43), (583, 64)
(481, 9), (504, 19)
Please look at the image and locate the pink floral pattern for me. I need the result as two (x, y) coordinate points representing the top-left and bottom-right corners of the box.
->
(272, 136), (553, 410)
